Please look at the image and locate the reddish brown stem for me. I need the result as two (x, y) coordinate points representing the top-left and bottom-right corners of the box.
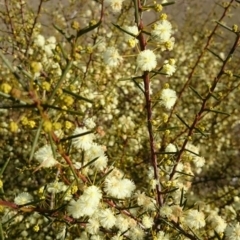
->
(135, 0), (163, 206)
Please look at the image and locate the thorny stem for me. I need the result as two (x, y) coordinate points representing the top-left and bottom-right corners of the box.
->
(161, 0), (235, 148)
(4, 0), (15, 44)
(82, 2), (104, 82)
(25, 0), (44, 59)
(170, 0), (234, 121)
(169, 31), (240, 180)
(134, 0), (163, 206)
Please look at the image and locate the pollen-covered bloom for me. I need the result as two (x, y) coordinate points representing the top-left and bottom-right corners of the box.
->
(72, 126), (95, 151)
(186, 142), (205, 172)
(104, 176), (136, 199)
(207, 213), (227, 234)
(136, 49), (157, 72)
(14, 192), (33, 205)
(98, 208), (116, 229)
(160, 204), (173, 219)
(102, 47), (123, 68)
(165, 143), (177, 153)
(156, 231), (170, 240)
(123, 25), (139, 47)
(34, 145), (58, 168)
(86, 218), (100, 235)
(225, 222), (240, 240)
(115, 214), (130, 232)
(160, 88), (177, 109)
(44, 36), (56, 56)
(85, 144), (108, 171)
(128, 226), (145, 240)
(151, 19), (172, 43)
(142, 215), (154, 228)
(162, 59), (176, 76)
(47, 181), (67, 194)
(84, 118), (96, 129)
(67, 185), (102, 218)
(135, 191), (156, 211)
(181, 209), (206, 229)
(105, 0), (125, 13)
(34, 34), (45, 47)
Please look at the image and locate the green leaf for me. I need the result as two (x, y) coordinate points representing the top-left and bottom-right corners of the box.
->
(216, 21), (234, 32)
(76, 20), (101, 38)
(112, 23), (138, 38)
(233, 73), (240, 78)
(206, 48), (224, 61)
(162, 1), (175, 6)
(53, 24), (72, 41)
(29, 119), (43, 162)
(193, 127), (207, 137)
(48, 60), (73, 103)
(180, 188), (184, 207)
(204, 108), (230, 116)
(189, 85), (204, 100)
(60, 130), (94, 142)
(175, 170), (195, 178)
(42, 104), (83, 115)
(132, 79), (145, 94)
(82, 157), (99, 169)
(184, 148), (200, 157)
(0, 158), (11, 177)
(176, 114), (190, 129)
(62, 89), (93, 103)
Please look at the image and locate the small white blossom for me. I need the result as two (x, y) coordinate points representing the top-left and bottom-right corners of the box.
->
(165, 143), (177, 153)
(105, 0), (125, 12)
(225, 222), (240, 240)
(72, 127), (95, 150)
(47, 181), (67, 194)
(34, 34), (45, 47)
(67, 185), (102, 218)
(181, 209), (205, 229)
(111, 235), (123, 240)
(151, 19), (172, 43)
(46, 36), (56, 45)
(14, 192), (33, 205)
(156, 231), (170, 240)
(103, 47), (123, 68)
(207, 213), (227, 233)
(115, 214), (130, 232)
(56, 225), (66, 240)
(123, 25), (139, 47)
(84, 118), (96, 129)
(160, 88), (177, 109)
(128, 226), (145, 240)
(104, 176), (136, 199)
(160, 204), (173, 219)
(142, 215), (154, 228)
(34, 145), (58, 168)
(135, 191), (156, 211)
(91, 234), (105, 240)
(99, 209), (116, 229)
(192, 156), (205, 169)
(186, 143), (205, 172)
(85, 144), (108, 171)
(108, 167), (124, 179)
(162, 59), (176, 76)
(86, 218), (100, 235)
(136, 49), (157, 72)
